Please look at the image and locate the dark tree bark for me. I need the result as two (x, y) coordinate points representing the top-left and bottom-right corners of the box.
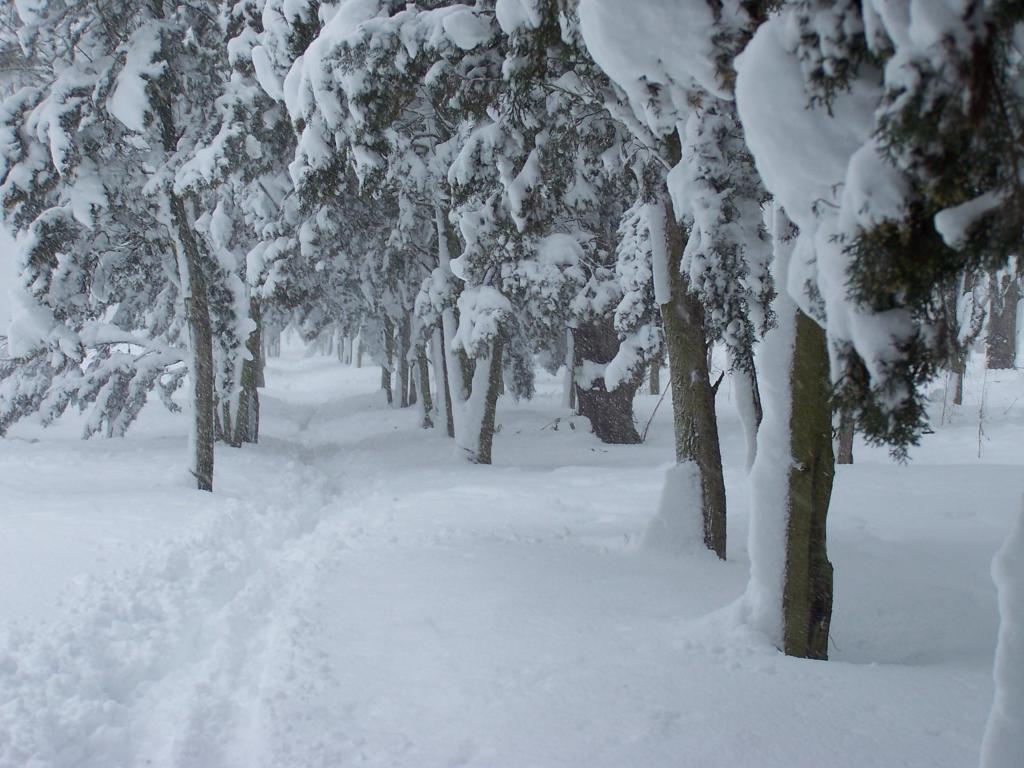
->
(565, 328), (577, 412)
(988, 271), (1019, 369)
(221, 400), (236, 448)
(649, 359), (660, 396)
(836, 407), (854, 465)
(398, 313), (412, 408)
(573, 319), (641, 444)
(475, 334), (504, 466)
(256, 335), (267, 389)
(417, 348), (433, 429)
(155, 78), (215, 490)
(662, 193), (727, 559)
(437, 331), (455, 438)
(939, 283), (967, 407)
(381, 316), (394, 405)
(169, 193), (216, 492)
(234, 297), (261, 445)
(783, 310), (835, 660)
(951, 345), (966, 406)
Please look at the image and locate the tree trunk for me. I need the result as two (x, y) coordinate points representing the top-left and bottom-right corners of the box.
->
(747, 207), (835, 660)
(988, 271), (1019, 369)
(222, 400), (237, 448)
(417, 347), (433, 429)
(475, 334), (504, 465)
(649, 359), (660, 395)
(256, 334), (267, 388)
(951, 361), (965, 407)
(662, 196), (727, 559)
(382, 316), (394, 405)
(783, 310), (835, 660)
(398, 313), (412, 408)
(836, 407), (854, 465)
(732, 362), (763, 471)
(573, 319), (641, 444)
(153, 70), (216, 490)
(432, 328), (454, 438)
(563, 327), (577, 412)
(433, 206), (506, 462)
(264, 328), (280, 358)
(169, 194), (215, 492)
(234, 297), (261, 445)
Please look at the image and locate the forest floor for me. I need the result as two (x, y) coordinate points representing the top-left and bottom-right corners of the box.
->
(0, 344), (1021, 768)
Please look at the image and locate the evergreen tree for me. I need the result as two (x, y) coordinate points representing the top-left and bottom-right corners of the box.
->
(734, 0), (1024, 669)
(0, 0), (250, 490)
(580, 0), (775, 557)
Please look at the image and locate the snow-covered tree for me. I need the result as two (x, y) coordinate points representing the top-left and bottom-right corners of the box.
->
(282, 1), (502, 461)
(0, 0), (252, 490)
(580, 0), (776, 558)
(738, 0), (1024, 450)
(477, 2), (661, 445)
(733, 0), (1024, 669)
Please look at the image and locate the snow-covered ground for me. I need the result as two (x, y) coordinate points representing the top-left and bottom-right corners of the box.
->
(0, 346), (1020, 768)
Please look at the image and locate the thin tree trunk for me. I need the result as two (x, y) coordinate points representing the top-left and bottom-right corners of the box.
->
(382, 316), (394, 405)
(573, 319), (641, 444)
(732, 362), (762, 471)
(836, 407), (854, 465)
(649, 358), (660, 395)
(214, 399), (225, 442)
(256, 334), (266, 388)
(563, 327), (576, 412)
(155, 79), (215, 490)
(441, 340), (456, 438)
(783, 309), (835, 660)
(399, 313), (411, 408)
(417, 347), (433, 429)
(432, 328), (454, 438)
(169, 193), (215, 492)
(222, 400), (237, 448)
(234, 297), (261, 444)
(433, 206), (506, 462)
(475, 334), (504, 465)
(951, 363), (965, 406)
(941, 282), (967, 407)
(988, 271), (1019, 369)
(662, 194), (727, 559)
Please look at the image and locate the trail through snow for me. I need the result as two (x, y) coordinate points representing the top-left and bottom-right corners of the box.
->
(1, 351), (1021, 767)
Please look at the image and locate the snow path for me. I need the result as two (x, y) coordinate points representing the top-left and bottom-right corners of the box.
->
(1, 353), (1021, 767)
(0, 420), (341, 766)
